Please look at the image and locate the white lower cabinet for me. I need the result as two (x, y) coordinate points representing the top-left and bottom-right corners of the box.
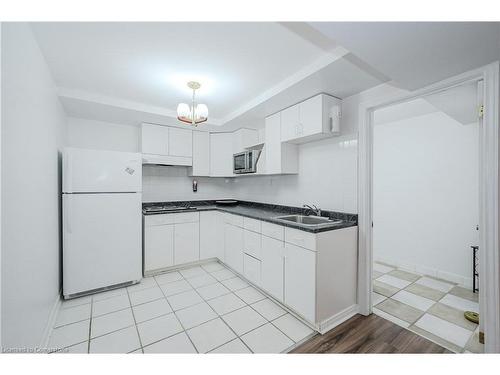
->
(284, 243), (316, 323)
(224, 223), (243, 273)
(174, 222), (200, 265)
(260, 235), (284, 302)
(143, 212), (199, 274)
(144, 210), (358, 333)
(144, 224), (174, 272)
(200, 211), (220, 260)
(243, 254), (261, 286)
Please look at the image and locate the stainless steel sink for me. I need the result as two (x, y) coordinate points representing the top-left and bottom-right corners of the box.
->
(273, 215), (343, 226)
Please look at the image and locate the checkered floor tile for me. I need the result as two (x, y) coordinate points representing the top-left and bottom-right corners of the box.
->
(372, 261), (483, 353)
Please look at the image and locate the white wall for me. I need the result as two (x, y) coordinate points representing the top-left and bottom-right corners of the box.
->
(373, 111), (479, 286)
(1, 23), (67, 348)
(67, 117), (139, 152)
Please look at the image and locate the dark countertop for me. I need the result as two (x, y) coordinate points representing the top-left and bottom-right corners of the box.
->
(142, 200), (357, 233)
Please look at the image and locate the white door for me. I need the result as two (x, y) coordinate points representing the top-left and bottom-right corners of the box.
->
(144, 224), (174, 272)
(141, 123), (169, 155)
(261, 236), (284, 302)
(169, 127), (193, 157)
(265, 113), (282, 174)
(200, 211), (218, 259)
(281, 104), (300, 141)
(284, 243), (316, 322)
(224, 223), (243, 273)
(210, 133), (234, 176)
(192, 131), (210, 176)
(63, 192), (142, 297)
(174, 222), (200, 265)
(63, 148), (142, 193)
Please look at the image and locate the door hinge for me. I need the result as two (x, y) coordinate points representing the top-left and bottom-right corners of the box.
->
(479, 105), (484, 119)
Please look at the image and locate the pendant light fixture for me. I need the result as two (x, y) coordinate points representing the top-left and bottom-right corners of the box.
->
(176, 81), (208, 126)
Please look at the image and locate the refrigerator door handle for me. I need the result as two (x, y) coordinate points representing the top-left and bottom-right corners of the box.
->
(65, 197), (72, 234)
(65, 149), (73, 193)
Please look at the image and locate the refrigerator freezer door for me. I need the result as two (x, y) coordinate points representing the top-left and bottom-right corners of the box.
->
(63, 147), (142, 193)
(63, 192), (142, 297)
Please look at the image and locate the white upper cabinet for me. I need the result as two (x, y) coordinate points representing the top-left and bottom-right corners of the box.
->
(265, 112), (298, 175)
(169, 127), (193, 157)
(233, 128), (259, 152)
(210, 132), (234, 177)
(190, 131), (210, 176)
(280, 104), (300, 142)
(141, 123), (169, 155)
(280, 94), (341, 144)
(141, 123), (193, 166)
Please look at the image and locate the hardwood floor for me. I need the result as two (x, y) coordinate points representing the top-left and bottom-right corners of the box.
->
(290, 314), (452, 353)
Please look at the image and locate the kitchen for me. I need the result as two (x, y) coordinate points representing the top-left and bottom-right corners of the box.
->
(1, 15), (500, 363)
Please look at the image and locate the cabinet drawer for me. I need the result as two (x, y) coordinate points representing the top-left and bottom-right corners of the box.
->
(243, 217), (261, 233)
(173, 212), (199, 224)
(244, 229), (261, 259)
(285, 227), (316, 251)
(223, 213), (244, 227)
(244, 254), (261, 286)
(261, 221), (284, 241)
(144, 214), (175, 226)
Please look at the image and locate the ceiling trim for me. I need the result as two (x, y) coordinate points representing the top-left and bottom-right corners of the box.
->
(57, 46), (349, 127)
(57, 87), (224, 126)
(219, 46), (349, 125)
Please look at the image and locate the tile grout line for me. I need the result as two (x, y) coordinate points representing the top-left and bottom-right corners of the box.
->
(87, 296), (93, 353)
(125, 287), (145, 353)
(153, 273), (200, 354)
(373, 262), (479, 353)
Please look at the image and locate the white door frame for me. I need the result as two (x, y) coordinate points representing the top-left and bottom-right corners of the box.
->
(357, 62), (500, 353)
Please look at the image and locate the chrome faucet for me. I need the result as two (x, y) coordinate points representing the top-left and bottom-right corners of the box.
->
(303, 204), (321, 216)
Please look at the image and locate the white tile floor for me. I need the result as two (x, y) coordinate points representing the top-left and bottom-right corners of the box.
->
(372, 261), (483, 353)
(49, 261), (315, 353)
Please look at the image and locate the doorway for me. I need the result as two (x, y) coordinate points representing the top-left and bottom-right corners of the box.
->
(357, 62), (500, 353)
(370, 82), (481, 352)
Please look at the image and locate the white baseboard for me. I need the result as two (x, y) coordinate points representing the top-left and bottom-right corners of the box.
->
(39, 292), (61, 349)
(375, 257), (473, 288)
(317, 304), (359, 334)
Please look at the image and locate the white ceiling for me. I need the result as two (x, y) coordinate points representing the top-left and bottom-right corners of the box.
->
(31, 22), (331, 123)
(310, 22), (500, 90)
(30, 22), (497, 130)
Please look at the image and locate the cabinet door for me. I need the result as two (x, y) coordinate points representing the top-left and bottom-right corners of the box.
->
(144, 224), (174, 272)
(200, 211), (218, 260)
(284, 243), (316, 322)
(192, 131), (210, 176)
(169, 127), (193, 157)
(142, 124), (169, 155)
(299, 95), (323, 137)
(244, 254), (261, 286)
(261, 236), (284, 302)
(174, 222), (200, 265)
(210, 133), (234, 176)
(264, 113), (281, 174)
(224, 223), (243, 273)
(280, 104), (300, 142)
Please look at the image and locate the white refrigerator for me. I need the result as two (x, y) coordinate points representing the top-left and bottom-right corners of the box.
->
(63, 147), (143, 299)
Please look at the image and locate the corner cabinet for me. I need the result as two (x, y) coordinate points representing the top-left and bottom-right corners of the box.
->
(209, 132), (234, 177)
(141, 123), (193, 166)
(280, 94), (341, 144)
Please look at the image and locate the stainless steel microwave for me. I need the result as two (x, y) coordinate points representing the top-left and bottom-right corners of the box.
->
(233, 150), (261, 174)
